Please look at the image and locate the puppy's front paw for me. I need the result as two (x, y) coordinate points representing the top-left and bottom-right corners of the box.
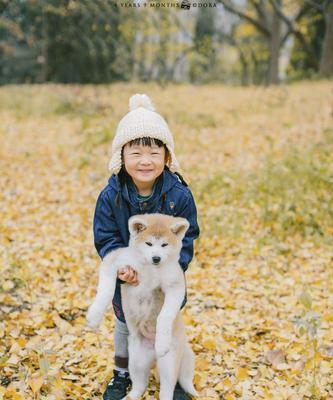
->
(86, 303), (104, 328)
(155, 333), (172, 358)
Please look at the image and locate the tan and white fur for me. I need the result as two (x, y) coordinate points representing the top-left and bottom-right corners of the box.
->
(86, 214), (198, 400)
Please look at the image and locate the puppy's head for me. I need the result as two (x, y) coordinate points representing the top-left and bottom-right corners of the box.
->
(128, 214), (189, 266)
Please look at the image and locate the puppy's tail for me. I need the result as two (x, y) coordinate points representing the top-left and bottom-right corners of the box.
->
(178, 342), (198, 397)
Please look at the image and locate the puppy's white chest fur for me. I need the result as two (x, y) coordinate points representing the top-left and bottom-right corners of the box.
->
(121, 263), (175, 341)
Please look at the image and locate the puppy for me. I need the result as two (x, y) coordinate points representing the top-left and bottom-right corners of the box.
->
(87, 213), (198, 400)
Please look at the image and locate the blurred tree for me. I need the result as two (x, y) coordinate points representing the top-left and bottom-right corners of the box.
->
(0, 0), (123, 83)
(287, 3), (325, 79)
(128, 7), (194, 85)
(111, 8), (137, 82)
(153, 9), (174, 84)
(220, 20), (269, 85)
(189, 7), (218, 83)
(319, 0), (333, 76)
(218, 0), (281, 84)
(0, 0), (41, 83)
(218, 0), (319, 84)
(45, 0), (122, 83)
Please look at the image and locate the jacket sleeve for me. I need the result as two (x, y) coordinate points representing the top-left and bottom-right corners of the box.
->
(93, 189), (125, 260)
(176, 190), (200, 272)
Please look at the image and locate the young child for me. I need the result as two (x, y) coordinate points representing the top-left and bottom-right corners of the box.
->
(93, 94), (200, 400)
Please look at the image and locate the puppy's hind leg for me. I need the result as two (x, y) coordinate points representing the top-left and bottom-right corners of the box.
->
(178, 342), (198, 397)
(157, 347), (180, 400)
(124, 335), (155, 400)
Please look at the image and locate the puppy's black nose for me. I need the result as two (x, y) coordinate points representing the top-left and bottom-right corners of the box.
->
(152, 256), (161, 264)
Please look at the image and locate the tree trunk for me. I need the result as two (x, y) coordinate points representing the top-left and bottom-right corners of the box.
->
(267, 5), (281, 84)
(250, 48), (261, 84)
(239, 48), (249, 85)
(319, 0), (333, 77)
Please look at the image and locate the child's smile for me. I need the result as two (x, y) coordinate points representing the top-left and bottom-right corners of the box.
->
(123, 142), (166, 193)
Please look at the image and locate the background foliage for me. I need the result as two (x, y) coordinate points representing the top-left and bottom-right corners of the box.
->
(0, 0), (332, 85)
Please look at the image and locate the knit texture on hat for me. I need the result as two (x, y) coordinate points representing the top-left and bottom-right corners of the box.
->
(108, 94), (180, 174)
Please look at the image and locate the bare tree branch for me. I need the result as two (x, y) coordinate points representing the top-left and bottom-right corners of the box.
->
(269, 0), (318, 69)
(250, 0), (269, 31)
(304, 0), (326, 11)
(280, 3), (311, 46)
(217, 0), (271, 36)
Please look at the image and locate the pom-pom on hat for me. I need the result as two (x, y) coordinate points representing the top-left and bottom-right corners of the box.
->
(108, 94), (180, 174)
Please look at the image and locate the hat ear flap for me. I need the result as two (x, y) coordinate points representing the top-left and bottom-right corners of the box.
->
(164, 147), (171, 166)
(129, 216), (147, 236)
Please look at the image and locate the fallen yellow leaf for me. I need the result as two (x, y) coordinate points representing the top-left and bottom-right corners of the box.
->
(236, 367), (249, 380)
(27, 376), (44, 394)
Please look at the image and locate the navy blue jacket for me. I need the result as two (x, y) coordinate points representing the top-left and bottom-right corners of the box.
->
(93, 167), (200, 322)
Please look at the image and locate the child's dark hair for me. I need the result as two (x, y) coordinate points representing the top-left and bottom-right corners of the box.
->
(124, 137), (171, 164)
(115, 137), (188, 207)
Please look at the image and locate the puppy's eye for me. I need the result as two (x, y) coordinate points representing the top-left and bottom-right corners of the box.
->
(145, 242), (152, 246)
(161, 243), (168, 247)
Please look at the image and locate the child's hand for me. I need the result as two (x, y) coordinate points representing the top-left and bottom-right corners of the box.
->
(118, 266), (139, 286)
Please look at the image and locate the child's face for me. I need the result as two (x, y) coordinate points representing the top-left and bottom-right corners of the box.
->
(123, 142), (166, 187)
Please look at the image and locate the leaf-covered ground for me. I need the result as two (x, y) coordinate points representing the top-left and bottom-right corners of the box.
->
(0, 82), (332, 399)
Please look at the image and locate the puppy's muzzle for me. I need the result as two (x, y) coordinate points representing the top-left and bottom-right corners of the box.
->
(152, 256), (161, 265)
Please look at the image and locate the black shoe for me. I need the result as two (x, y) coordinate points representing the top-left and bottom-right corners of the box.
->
(173, 382), (192, 400)
(102, 369), (132, 400)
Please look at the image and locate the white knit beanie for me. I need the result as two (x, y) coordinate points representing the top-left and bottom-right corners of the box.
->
(108, 94), (181, 174)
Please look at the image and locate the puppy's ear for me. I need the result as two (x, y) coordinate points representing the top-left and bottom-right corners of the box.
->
(170, 218), (190, 239)
(129, 216), (147, 235)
